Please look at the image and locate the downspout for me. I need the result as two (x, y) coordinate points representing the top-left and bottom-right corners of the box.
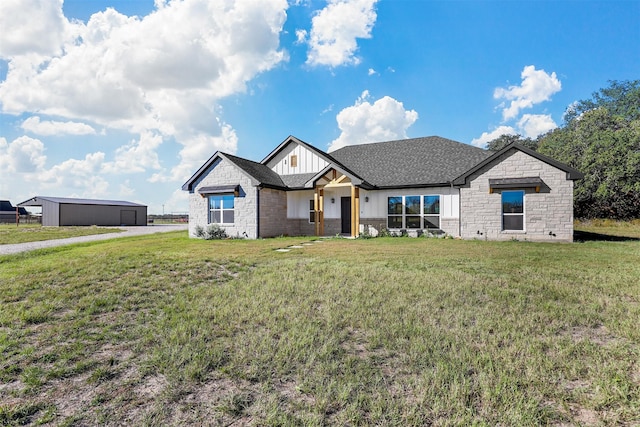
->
(256, 186), (260, 239)
(452, 181), (461, 238)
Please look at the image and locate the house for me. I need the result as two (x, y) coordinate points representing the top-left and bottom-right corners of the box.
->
(18, 196), (147, 226)
(182, 135), (583, 241)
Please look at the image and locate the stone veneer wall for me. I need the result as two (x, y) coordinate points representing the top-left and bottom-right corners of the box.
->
(258, 188), (288, 237)
(188, 158), (258, 238)
(459, 150), (574, 242)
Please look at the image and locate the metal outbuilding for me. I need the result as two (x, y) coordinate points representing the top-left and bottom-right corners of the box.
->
(18, 196), (147, 226)
(0, 200), (29, 223)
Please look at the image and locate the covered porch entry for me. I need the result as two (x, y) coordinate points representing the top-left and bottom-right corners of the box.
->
(310, 168), (362, 238)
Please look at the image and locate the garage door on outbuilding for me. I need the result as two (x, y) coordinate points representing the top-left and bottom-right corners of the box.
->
(18, 196), (147, 226)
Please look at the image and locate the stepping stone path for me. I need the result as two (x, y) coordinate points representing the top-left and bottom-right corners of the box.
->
(274, 240), (324, 252)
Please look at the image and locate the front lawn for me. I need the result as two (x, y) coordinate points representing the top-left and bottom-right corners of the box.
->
(0, 225), (123, 245)
(0, 229), (639, 425)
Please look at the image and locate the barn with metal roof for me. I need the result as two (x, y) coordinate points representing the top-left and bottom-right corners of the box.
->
(18, 196), (147, 227)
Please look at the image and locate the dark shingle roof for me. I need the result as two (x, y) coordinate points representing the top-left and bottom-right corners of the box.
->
(280, 173), (318, 189)
(330, 136), (492, 187)
(223, 153), (286, 189)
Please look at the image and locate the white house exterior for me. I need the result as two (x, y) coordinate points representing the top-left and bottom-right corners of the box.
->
(182, 136), (582, 242)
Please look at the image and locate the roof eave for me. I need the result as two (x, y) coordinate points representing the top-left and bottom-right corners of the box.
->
(452, 143), (584, 186)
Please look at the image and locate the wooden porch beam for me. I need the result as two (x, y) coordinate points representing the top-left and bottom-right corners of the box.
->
(351, 186), (360, 238)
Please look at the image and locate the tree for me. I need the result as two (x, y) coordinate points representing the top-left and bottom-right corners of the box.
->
(486, 134), (539, 152)
(563, 79), (640, 123)
(538, 108), (640, 219)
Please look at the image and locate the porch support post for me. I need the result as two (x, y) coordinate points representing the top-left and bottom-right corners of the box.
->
(319, 188), (324, 236)
(314, 187), (324, 236)
(351, 186), (359, 237)
(314, 188), (319, 236)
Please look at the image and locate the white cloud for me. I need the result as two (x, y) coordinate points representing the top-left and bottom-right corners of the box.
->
(295, 29), (308, 44)
(517, 114), (557, 138)
(150, 122), (238, 183)
(494, 65), (561, 121)
(470, 126), (517, 148)
(119, 180), (135, 197)
(36, 151), (106, 189)
(368, 68), (376, 76)
(471, 114), (558, 148)
(0, 0), (69, 58)
(0, 0), (289, 183)
(102, 131), (163, 174)
(21, 116), (96, 136)
(305, 0), (378, 67)
(328, 90), (418, 152)
(0, 135), (47, 172)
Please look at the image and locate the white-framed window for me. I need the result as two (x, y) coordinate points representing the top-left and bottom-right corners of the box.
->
(309, 199), (315, 223)
(209, 194), (234, 224)
(502, 190), (524, 231)
(387, 195), (440, 229)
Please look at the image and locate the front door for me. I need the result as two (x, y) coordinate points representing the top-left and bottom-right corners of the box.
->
(341, 197), (351, 234)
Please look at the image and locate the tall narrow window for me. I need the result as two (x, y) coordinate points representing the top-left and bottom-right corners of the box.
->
(405, 196), (421, 228)
(309, 199), (315, 223)
(209, 195), (234, 224)
(387, 197), (403, 228)
(423, 195), (440, 229)
(290, 155), (298, 168)
(502, 190), (524, 230)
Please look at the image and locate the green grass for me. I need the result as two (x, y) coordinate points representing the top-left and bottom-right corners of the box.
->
(575, 219), (640, 239)
(0, 227), (639, 425)
(0, 224), (123, 245)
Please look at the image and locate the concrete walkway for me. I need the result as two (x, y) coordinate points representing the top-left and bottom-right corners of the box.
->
(0, 224), (188, 256)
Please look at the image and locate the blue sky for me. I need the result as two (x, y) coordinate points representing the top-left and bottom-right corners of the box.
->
(1, 0), (638, 214)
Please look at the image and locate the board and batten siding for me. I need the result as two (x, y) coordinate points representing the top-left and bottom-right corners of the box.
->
(459, 149), (574, 241)
(265, 142), (329, 175)
(286, 187), (461, 236)
(188, 157), (259, 238)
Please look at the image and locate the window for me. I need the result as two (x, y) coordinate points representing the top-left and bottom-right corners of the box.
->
(209, 195), (234, 224)
(387, 196), (403, 228)
(423, 195), (440, 229)
(502, 190), (524, 231)
(290, 155), (298, 168)
(387, 195), (441, 229)
(309, 199), (315, 223)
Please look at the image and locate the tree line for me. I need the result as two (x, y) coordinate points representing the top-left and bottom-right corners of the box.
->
(487, 80), (640, 220)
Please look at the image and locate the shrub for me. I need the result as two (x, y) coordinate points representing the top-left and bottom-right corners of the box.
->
(194, 224), (228, 240)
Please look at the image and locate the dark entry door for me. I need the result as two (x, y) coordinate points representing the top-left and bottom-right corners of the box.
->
(341, 197), (351, 234)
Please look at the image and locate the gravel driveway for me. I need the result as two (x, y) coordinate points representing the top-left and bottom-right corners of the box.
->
(0, 224), (189, 256)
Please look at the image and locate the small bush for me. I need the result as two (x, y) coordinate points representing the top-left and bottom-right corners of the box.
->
(194, 224), (228, 240)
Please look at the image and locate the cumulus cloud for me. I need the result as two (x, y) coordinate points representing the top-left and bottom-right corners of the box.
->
(305, 0), (378, 67)
(0, 0), (289, 184)
(470, 115), (558, 148)
(37, 151), (106, 189)
(328, 90), (418, 152)
(494, 65), (561, 121)
(21, 116), (96, 136)
(470, 126), (517, 148)
(0, 136), (47, 173)
(150, 123), (239, 183)
(517, 114), (557, 138)
(0, 0), (68, 58)
(102, 131), (163, 174)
